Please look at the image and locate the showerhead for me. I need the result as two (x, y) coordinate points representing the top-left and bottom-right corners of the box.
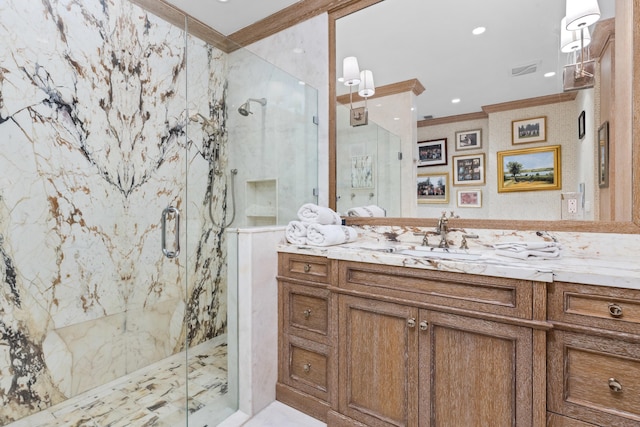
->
(237, 98), (267, 116)
(238, 102), (250, 116)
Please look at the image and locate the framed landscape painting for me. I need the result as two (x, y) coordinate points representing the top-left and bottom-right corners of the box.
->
(497, 145), (561, 193)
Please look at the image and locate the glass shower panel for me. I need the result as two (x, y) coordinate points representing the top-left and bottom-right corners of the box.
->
(0, 0), (191, 425)
(336, 104), (402, 216)
(225, 47), (319, 227)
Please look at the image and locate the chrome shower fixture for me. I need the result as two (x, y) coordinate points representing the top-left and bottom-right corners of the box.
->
(238, 98), (267, 116)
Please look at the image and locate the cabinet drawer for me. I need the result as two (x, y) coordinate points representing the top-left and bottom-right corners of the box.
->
(290, 291), (328, 335)
(549, 282), (640, 334)
(278, 253), (332, 285)
(548, 330), (640, 426)
(281, 282), (331, 343)
(339, 261), (533, 319)
(285, 337), (329, 401)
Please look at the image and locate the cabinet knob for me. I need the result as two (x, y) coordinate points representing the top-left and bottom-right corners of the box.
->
(608, 378), (623, 393)
(419, 320), (428, 331)
(303, 363), (311, 373)
(303, 263), (311, 273)
(303, 309), (312, 319)
(608, 303), (623, 318)
(407, 318), (416, 328)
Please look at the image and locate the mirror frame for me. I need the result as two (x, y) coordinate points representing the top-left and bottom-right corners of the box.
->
(329, 0), (640, 233)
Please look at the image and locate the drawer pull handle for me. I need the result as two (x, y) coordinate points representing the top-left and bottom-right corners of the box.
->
(303, 309), (312, 319)
(608, 304), (623, 318)
(419, 321), (428, 331)
(303, 363), (311, 373)
(303, 264), (311, 273)
(407, 318), (416, 328)
(608, 378), (623, 393)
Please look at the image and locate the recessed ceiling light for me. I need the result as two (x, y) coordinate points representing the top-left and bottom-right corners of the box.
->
(298, 81), (306, 85)
(218, 0), (229, 2)
(375, 103), (383, 107)
(393, 117), (400, 121)
(544, 71), (556, 78)
(292, 47), (305, 54)
(451, 98), (461, 104)
(472, 27), (486, 35)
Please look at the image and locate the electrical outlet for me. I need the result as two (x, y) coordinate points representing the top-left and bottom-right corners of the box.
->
(568, 198), (578, 213)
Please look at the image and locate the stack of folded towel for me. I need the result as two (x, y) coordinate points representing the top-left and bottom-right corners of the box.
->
(493, 241), (561, 260)
(286, 203), (358, 246)
(346, 205), (387, 217)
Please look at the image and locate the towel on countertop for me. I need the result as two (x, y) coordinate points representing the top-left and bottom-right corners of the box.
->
(493, 241), (561, 260)
(285, 221), (308, 245)
(306, 224), (358, 247)
(297, 203), (342, 225)
(346, 205), (387, 217)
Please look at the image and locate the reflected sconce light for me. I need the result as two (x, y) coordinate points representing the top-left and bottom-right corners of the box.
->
(342, 56), (375, 127)
(562, 0), (600, 91)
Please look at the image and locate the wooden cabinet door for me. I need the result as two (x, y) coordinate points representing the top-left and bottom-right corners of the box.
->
(419, 310), (533, 427)
(338, 295), (419, 427)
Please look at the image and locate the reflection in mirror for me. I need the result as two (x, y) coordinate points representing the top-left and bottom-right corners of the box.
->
(336, 103), (402, 217)
(333, 0), (634, 226)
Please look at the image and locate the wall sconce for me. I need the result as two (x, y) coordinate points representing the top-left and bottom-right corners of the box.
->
(561, 0), (600, 91)
(351, 70), (375, 127)
(342, 56), (375, 127)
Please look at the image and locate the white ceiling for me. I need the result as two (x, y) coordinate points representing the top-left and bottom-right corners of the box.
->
(163, 0), (614, 120)
(164, 0), (301, 35)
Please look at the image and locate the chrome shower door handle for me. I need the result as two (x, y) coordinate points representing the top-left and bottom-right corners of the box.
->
(161, 206), (180, 258)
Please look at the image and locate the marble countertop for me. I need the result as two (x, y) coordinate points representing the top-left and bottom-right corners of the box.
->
(278, 225), (640, 290)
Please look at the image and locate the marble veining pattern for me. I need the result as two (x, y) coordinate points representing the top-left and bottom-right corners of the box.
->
(279, 225), (640, 289)
(6, 340), (230, 427)
(0, 0), (230, 423)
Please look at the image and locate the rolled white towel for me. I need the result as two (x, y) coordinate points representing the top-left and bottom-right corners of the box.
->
(285, 221), (308, 245)
(306, 224), (358, 247)
(297, 203), (342, 225)
(346, 205), (386, 217)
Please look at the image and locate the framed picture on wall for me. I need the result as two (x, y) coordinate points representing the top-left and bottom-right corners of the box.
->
(417, 138), (447, 167)
(598, 122), (609, 188)
(512, 116), (547, 144)
(351, 155), (374, 188)
(454, 129), (482, 151)
(417, 172), (449, 204)
(497, 145), (561, 192)
(578, 110), (586, 140)
(456, 189), (482, 208)
(452, 153), (485, 185)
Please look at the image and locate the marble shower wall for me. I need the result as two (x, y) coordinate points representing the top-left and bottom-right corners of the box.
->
(0, 0), (228, 423)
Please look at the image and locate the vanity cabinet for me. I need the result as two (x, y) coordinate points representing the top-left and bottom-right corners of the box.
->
(276, 253), (337, 421)
(331, 261), (539, 427)
(336, 295), (534, 427)
(547, 281), (640, 427)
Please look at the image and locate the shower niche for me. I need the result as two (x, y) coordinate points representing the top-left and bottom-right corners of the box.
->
(245, 178), (278, 226)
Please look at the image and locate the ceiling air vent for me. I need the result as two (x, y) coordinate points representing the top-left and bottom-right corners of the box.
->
(511, 61), (540, 77)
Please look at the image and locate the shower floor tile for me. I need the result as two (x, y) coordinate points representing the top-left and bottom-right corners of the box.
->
(7, 340), (229, 427)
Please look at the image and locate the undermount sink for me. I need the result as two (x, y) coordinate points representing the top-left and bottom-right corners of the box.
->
(397, 247), (483, 261)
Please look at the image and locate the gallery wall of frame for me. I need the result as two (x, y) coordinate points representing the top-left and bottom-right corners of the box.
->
(416, 91), (596, 221)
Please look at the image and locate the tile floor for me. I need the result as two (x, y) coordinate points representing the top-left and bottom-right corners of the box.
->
(5, 337), (324, 427)
(6, 339), (234, 427)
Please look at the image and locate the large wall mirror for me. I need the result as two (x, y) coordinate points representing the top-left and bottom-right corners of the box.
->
(329, 0), (639, 233)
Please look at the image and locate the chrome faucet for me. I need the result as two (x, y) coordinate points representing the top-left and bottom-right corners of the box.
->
(436, 211), (449, 248)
